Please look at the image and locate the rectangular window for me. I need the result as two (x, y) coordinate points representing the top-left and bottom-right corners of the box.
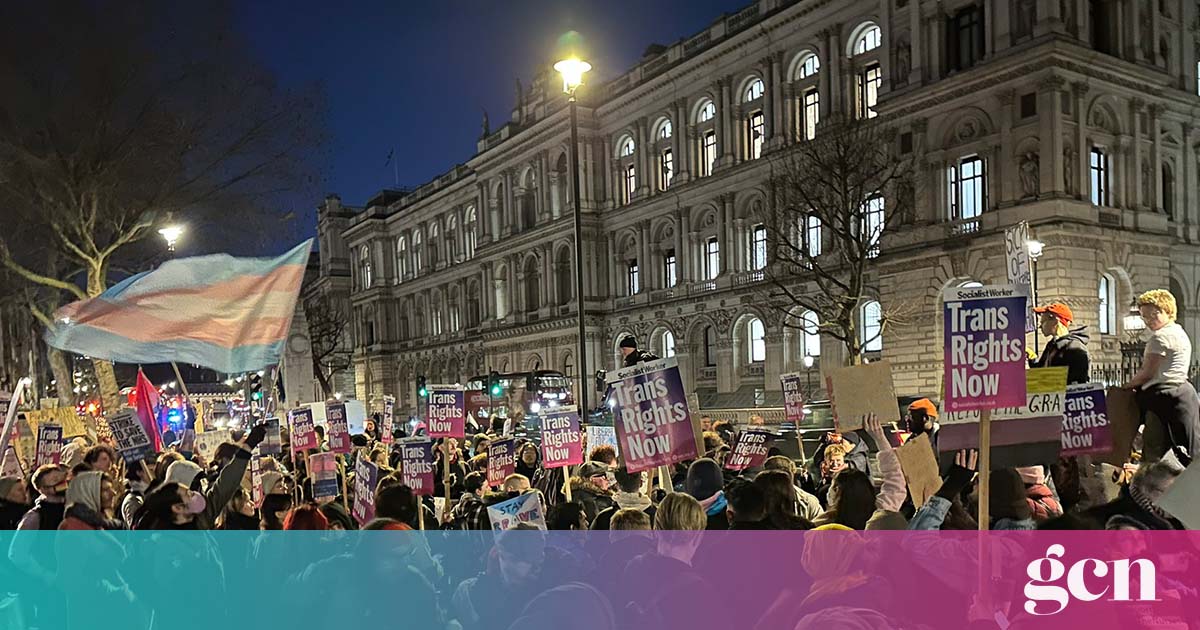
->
(623, 163), (637, 204)
(856, 64), (881, 119)
(1020, 92), (1037, 119)
(627, 259), (640, 295)
(664, 250), (677, 288)
(947, 156), (985, 221)
(748, 111), (765, 159)
(863, 196), (884, 258)
(702, 131), (717, 176)
(705, 237), (720, 280)
(806, 215), (822, 258)
(750, 224), (767, 270)
(861, 301), (883, 352)
(705, 326), (717, 367)
(1099, 275), (1115, 335)
(947, 6), (984, 72)
(659, 149), (673, 191)
(802, 89), (819, 141)
(1090, 148), (1109, 206)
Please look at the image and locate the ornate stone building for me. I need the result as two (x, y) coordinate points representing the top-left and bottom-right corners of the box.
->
(308, 0), (1200, 416)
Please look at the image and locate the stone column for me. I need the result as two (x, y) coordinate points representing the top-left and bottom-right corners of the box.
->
(1038, 75), (1065, 196)
(675, 346), (695, 396)
(1075, 0), (1089, 44)
(1151, 0), (1161, 66)
(487, 197), (501, 242)
(716, 78), (731, 166)
(764, 332), (784, 389)
(1151, 104), (1164, 212)
(639, 221), (653, 291)
(1184, 0), (1198, 92)
(909, 0), (923, 85)
(1128, 0), (1141, 62)
(989, 144), (1003, 211)
(1132, 98), (1145, 209)
(503, 170), (515, 236)
(606, 231), (618, 296)
(1113, 138), (1128, 209)
(636, 117), (651, 198)
(716, 339), (736, 393)
(1184, 124), (1195, 235)
(481, 263), (493, 321)
(929, 12), (944, 82)
(765, 54), (780, 144)
(1035, 0), (1062, 36)
(538, 151), (549, 220)
(731, 104), (744, 165)
(548, 172), (562, 219)
(781, 83), (796, 144)
(608, 158), (621, 208)
(825, 28), (842, 115)
(1073, 82), (1090, 200)
(671, 99), (686, 183)
(680, 210), (693, 281)
(983, 0), (996, 57)
(717, 195), (730, 276)
(673, 210), (685, 287)
(734, 218), (748, 272)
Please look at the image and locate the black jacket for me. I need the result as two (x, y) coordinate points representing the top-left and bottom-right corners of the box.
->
(623, 350), (660, 368)
(1030, 326), (1090, 385)
(569, 478), (615, 524)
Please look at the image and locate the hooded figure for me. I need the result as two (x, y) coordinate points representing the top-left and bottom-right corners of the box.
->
(684, 458), (727, 530)
(1015, 465), (1062, 522)
(618, 335), (659, 368)
(60, 471), (121, 530)
(159, 433), (255, 530)
(1030, 302), (1090, 385)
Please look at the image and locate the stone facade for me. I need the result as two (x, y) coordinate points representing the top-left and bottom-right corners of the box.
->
(306, 0), (1200, 416)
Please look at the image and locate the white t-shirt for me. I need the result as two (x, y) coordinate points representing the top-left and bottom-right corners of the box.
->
(1144, 322), (1192, 387)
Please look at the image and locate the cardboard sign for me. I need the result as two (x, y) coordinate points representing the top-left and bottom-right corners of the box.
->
(325, 402), (351, 454)
(586, 426), (619, 457)
(433, 497), (447, 524)
(541, 407), (583, 469)
(12, 418), (34, 469)
(895, 433), (941, 508)
(34, 424), (62, 467)
(780, 373), (805, 425)
(344, 400), (367, 435)
(352, 457), (379, 525)
(826, 360), (897, 432)
(609, 357), (698, 473)
(381, 395), (396, 445)
(108, 410), (152, 465)
(486, 437), (516, 487)
(487, 491), (547, 531)
(27, 408), (87, 439)
(942, 284), (1028, 412)
(251, 454), (264, 508)
(427, 386), (466, 439)
(0, 445), (23, 480)
(1003, 222), (1036, 333)
(194, 430), (232, 462)
(1100, 387), (1139, 466)
(259, 417), (283, 455)
(289, 408), (318, 453)
(310, 452), (339, 501)
(726, 429), (774, 471)
(400, 438), (436, 496)
(1061, 383), (1110, 457)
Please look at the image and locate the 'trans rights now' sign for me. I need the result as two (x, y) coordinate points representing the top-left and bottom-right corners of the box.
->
(609, 357), (698, 473)
(942, 284), (1028, 412)
(426, 386), (465, 439)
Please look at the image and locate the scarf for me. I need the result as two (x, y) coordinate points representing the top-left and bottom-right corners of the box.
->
(613, 491), (652, 512)
(699, 490), (727, 516)
(1129, 483), (1172, 521)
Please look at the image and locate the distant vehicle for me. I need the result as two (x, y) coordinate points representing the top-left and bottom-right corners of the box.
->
(464, 370), (576, 431)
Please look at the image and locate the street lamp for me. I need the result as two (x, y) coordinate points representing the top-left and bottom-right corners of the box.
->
(159, 225), (185, 252)
(555, 55), (591, 418)
(1026, 239), (1045, 349)
(802, 355), (815, 399)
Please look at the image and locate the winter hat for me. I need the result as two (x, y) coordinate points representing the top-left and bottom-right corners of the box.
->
(1033, 302), (1074, 325)
(577, 461), (609, 479)
(906, 398), (938, 419)
(60, 438), (88, 468)
(685, 458), (724, 502)
(618, 335), (638, 349)
(260, 471), (287, 496)
(320, 502), (356, 530)
(65, 470), (103, 513)
(1015, 465), (1046, 486)
(0, 477), (22, 501)
(164, 460), (203, 489)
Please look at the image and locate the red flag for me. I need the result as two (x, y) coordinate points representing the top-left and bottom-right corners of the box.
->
(134, 368), (163, 451)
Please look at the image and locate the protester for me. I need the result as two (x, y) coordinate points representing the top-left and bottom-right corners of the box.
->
(453, 528), (581, 630)
(610, 508), (651, 531)
(132, 482), (204, 530)
(515, 442), (540, 480)
(904, 398), (940, 451)
(1124, 289), (1200, 458)
(59, 471), (121, 530)
(258, 493), (294, 530)
(119, 456), (153, 526)
(283, 504), (329, 530)
(815, 415), (906, 530)
(724, 479), (768, 529)
(0, 476), (30, 530)
(762, 455), (822, 521)
(591, 466), (655, 530)
(320, 502), (356, 531)
(755, 470), (813, 530)
(683, 458), (727, 530)
(985, 468), (1037, 530)
(376, 484), (435, 529)
(1015, 465), (1062, 522)
(617, 335), (659, 367)
(1030, 302), (1091, 384)
(588, 445), (617, 467)
(217, 488), (260, 530)
(448, 471), (489, 530)
(159, 423), (264, 529)
(16, 464), (69, 531)
(546, 501), (589, 530)
(570, 461), (615, 524)
(82, 444), (117, 476)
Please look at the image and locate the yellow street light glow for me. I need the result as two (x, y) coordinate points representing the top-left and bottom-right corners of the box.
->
(554, 57), (591, 94)
(159, 225), (185, 251)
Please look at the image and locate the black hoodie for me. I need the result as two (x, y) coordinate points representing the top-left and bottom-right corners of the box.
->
(1031, 326), (1090, 384)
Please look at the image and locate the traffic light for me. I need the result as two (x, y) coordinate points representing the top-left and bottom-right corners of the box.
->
(417, 375), (428, 398)
(488, 371), (502, 397)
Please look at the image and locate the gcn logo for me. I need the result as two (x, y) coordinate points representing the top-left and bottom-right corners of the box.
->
(1024, 544), (1158, 615)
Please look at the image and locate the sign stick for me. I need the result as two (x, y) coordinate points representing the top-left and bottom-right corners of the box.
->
(977, 408), (991, 531)
(0, 377), (30, 459)
(340, 455), (349, 511)
(657, 465), (670, 494)
(418, 499), (426, 530)
(563, 467), (573, 503)
(443, 441), (452, 521)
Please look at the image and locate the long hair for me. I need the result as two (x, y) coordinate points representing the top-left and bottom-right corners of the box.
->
(829, 469), (876, 530)
(132, 482), (187, 530)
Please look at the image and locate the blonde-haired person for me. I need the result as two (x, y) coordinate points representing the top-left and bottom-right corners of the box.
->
(654, 491), (707, 530)
(1124, 289), (1200, 459)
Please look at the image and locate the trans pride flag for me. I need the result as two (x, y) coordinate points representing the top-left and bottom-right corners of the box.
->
(45, 240), (312, 374)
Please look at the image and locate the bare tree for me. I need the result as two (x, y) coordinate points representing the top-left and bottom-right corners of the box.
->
(306, 295), (352, 399)
(0, 1), (326, 412)
(765, 113), (917, 365)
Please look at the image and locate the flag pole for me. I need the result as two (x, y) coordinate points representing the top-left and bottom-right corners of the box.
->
(0, 378), (31, 459)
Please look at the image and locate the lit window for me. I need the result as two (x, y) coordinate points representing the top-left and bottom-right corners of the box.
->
(854, 25), (882, 55)
(1090, 148), (1109, 206)
(627, 259), (640, 295)
(861, 300), (883, 352)
(359, 246), (372, 289)
(800, 310), (821, 357)
(701, 131), (717, 176)
(619, 137), (635, 157)
(664, 250), (677, 288)
(704, 326), (717, 366)
(856, 64), (881, 119)
(750, 224), (768, 270)
(802, 89), (819, 141)
(1099, 274), (1116, 334)
(396, 236), (408, 282)
(796, 53), (820, 79)
(698, 100), (716, 123)
(659, 149), (673, 191)
(658, 119), (672, 139)
(947, 155), (985, 221)
(748, 318), (766, 362)
(748, 111), (764, 160)
(623, 163), (637, 204)
(464, 206), (477, 259)
(661, 331), (676, 358)
(412, 231), (423, 272)
(862, 195), (884, 257)
(744, 78), (764, 102)
(705, 237), (720, 280)
(805, 215), (822, 258)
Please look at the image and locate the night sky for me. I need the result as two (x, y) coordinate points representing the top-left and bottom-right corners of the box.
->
(237, 0), (749, 237)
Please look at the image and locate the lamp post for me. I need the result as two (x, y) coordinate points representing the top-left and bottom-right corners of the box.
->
(1026, 239), (1044, 350)
(555, 56), (592, 418)
(802, 354), (814, 399)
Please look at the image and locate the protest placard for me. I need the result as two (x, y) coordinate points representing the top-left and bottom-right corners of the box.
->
(725, 429), (774, 471)
(1004, 222), (1035, 333)
(194, 430), (232, 462)
(400, 438), (436, 496)
(586, 425), (618, 457)
(251, 454), (263, 508)
(381, 395), (396, 445)
(325, 402), (351, 454)
(0, 445), (22, 480)
(259, 417), (282, 455)
(780, 373), (805, 425)
(108, 410), (152, 464)
(486, 437), (516, 487)
(34, 423), (62, 467)
(352, 457), (379, 525)
(942, 284), (1028, 412)
(26, 408), (88, 439)
(427, 386), (466, 439)
(1100, 387), (1139, 466)
(487, 491), (547, 531)
(940, 367), (1066, 467)
(310, 452), (339, 501)
(541, 407), (583, 469)
(609, 357), (698, 473)
(289, 407), (318, 453)
(826, 361), (897, 432)
(1060, 383), (1110, 457)
(466, 390), (491, 429)
(12, 418), (34, 470)
(895, 433), (941, 508)
(433, 497), (447, 524)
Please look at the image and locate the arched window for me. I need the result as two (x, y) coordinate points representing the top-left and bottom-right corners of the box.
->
(861, 300), (883, 352)
(429, 222), (441, 268)
(704, 326), (717, 367)
(464, 206), (478, 260)
(412, 230), (423, 273)
(697, 100), (716, 123)
(661, 331), (676, 358)
(1099, 274), (1116, 334)
(748, 318), (766, 362)
(851, 24), (882, 119)
(800, 310), (821, 357)
(446, 215), (458, 263)
(744, 78), (765, 102)
(396, 236), (408, 282)
(619, 136), (636, 157)
(795, 53), (820, 79)
(358, 246), (372, 289)
(853, 24), (882, 55)
(657, 119), (673, 139)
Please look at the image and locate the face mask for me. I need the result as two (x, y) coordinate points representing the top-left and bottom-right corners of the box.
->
(185, 492), (207, 515)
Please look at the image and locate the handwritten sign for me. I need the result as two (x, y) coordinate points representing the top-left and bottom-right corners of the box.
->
(251, 454), (264, 508)
(381, 395), (396, 445)
(781, 373), (805, 425)
(194, 430), (232, 462)
(289, 408), (318, 453)
(1061, 383), (1110, 457)
(1004, 222), (1035, 333)
(352, 457), (379, 525)
(585, 425), (618, 457)
(725, 429), (774, 471)
(487, 492), (547, 531)
(541, 407), (583, 469)
(609, 358), (698, 474)
(487, 437), (516, 487)
(400, 438), (436, 496)
(108, 411), (152, 465)
(325, 402), (351, 454)
(34, 424), (62, 467)
(426, 386), (466, 439)
(942, 284), (1027, 412)
(310, 452), (339, 501)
